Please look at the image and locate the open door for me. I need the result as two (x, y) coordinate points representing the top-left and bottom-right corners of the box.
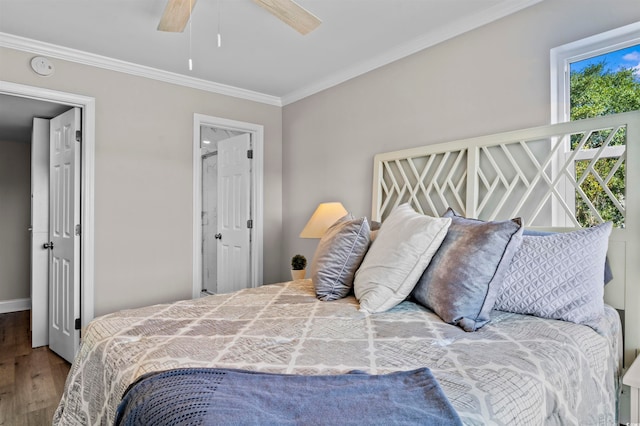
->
(30, 118), (50, 348)
(216, 134), (252, 293)
(47, 107), (81, 363)
(202, 150), (218, 294)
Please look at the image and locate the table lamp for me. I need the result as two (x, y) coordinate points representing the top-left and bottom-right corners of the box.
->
(299, 202), (348, 238)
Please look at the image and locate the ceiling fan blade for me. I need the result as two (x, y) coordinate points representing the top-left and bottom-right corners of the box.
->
(157, 0), (197, 32)
(253, 0), (321, 35)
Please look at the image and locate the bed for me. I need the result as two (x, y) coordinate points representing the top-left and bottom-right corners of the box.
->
(54, 110), (639, 425)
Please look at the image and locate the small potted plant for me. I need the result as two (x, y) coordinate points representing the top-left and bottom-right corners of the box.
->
(291, 254), (307, 280)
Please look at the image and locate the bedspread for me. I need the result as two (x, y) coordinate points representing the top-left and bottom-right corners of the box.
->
(54, 279), (620, 425)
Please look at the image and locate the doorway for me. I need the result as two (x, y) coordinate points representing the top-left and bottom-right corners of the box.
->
(192, 114), (264, 298)
(200, 126), (244, 294)
(0, 81), (95, 360)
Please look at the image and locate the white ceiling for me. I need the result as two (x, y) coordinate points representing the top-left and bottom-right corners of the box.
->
(0, 0), (542, 142)
(0, 0), (541, 104)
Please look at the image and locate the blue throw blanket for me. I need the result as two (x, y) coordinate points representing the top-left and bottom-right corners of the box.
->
(114, 367), (461, 425)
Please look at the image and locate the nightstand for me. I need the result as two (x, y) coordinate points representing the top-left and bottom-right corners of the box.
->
(623, 355), (640, 423)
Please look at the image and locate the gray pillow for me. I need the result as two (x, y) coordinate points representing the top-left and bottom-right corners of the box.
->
(412, 208), (523, 332)
(494, 222), (612, 331)
(369, 220), (381, 242)
(311, 216), (371, 301)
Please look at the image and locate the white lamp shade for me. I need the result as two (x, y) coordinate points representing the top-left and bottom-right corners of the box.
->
(299, 202), (348, 238)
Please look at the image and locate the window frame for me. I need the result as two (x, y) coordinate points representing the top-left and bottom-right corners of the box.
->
(551, 21), (640, 124)
(549, 22), (640, 227)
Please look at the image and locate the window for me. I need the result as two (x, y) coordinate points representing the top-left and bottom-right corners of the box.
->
(551, 22), (640, 123)
(551, 22), (640, 227)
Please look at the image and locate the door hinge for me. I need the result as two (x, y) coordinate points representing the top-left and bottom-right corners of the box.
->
(247, 149), (253, 159)
(75, 130), (82, 143)
(75, 318), (81, 330)
(75, 224), (81, 236)
(247, 219), (253, 229)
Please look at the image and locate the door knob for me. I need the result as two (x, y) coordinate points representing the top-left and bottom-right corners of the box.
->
(43, 242), (54, 250)
(214, 233), (222, 240)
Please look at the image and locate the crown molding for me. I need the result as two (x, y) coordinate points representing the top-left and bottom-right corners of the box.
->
(0, 32), (283, 107)
(0, 0), (542, 108)
(281, 0), (544, 106)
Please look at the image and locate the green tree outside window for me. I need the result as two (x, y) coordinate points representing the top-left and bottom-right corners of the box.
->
(570, 58), (640, 227)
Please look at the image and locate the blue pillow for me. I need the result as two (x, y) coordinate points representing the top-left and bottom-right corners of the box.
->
(412, 209), (523, 332)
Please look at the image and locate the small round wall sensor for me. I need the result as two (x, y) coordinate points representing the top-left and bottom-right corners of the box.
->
(30, 56), (55, 76)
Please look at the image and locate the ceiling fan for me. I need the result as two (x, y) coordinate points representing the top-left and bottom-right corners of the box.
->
(157, 0), (321, 35)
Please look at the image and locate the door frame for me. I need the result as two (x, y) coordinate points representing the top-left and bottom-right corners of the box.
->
(0, 80), (96, 334)
(192, 114), (264, 298)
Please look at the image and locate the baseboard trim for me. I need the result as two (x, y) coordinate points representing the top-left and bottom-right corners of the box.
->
(0, 298), (31, 314)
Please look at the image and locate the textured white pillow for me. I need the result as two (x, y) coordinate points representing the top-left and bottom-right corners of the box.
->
(354, 204), (451, 313)
(494, 222), (612, 331)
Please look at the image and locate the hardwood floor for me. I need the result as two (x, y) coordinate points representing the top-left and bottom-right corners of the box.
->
(0, 310), (70, 426)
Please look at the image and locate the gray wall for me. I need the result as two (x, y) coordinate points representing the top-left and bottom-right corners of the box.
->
(0, 46), (283, 316)
(0, 140), (31, 301)
(2, 0), (639, 311)
(282, 0), (640, 276)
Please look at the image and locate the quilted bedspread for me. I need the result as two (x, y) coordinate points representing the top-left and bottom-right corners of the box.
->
(54, 280), (620, 425)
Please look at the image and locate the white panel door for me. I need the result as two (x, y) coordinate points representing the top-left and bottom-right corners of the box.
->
(31, 118), (50, 348)
(217, 134), (251, 293)
(202, 152), (218, 293)
(48, 107), (81, 363)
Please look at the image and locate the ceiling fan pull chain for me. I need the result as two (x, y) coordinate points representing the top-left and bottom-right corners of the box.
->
(217, 0), (222, 48)
(188, 0), (193, 70)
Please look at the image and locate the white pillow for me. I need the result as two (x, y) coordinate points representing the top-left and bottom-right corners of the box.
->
(354, 204), (451, 313)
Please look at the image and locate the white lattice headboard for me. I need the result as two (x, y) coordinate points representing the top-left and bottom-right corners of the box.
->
(372, 111), (640, 368)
